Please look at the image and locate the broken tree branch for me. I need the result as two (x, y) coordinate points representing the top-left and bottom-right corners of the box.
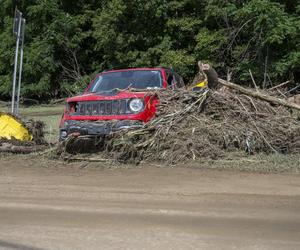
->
(249, 69), (259, 91)
(268, 81), (291, 91)
(63, 156), (110, 162)
(218, 78), (300, 110)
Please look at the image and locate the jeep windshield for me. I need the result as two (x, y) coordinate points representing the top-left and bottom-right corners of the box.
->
(88, 70), (163, 93)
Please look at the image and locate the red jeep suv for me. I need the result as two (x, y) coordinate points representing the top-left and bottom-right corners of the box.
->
(59, 67), (184, 140)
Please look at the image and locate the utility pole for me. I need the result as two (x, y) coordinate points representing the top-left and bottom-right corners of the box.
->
(12, 8), (25, 115)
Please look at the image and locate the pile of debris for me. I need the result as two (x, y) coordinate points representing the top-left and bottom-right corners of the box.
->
(61, 87), (300, 164)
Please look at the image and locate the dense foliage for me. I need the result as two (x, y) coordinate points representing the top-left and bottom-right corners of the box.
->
(0, 0), (299, 100)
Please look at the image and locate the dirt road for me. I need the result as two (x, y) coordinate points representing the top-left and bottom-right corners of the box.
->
(0, 156), (300, 250)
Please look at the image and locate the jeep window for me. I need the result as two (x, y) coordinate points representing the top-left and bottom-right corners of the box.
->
(166, 69), (184, 89)
(88, 70), (163, 92)
(166, 70), (174, 89)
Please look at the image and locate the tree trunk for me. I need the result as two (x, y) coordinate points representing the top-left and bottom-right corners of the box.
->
(218, 78), (300, 110)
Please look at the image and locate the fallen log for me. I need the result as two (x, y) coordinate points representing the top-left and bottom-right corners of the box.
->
(288, 94), (300, 105)
(218, 78), (300, 110)
(63, 156), (110, 162)
(0, 143), (47, 154)
(50, 98), (65, 104)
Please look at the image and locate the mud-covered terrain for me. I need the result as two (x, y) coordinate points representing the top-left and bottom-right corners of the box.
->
(0, 156), (300, 250)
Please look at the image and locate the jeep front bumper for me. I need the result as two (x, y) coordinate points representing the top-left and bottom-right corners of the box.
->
(59, 120), (143, 140)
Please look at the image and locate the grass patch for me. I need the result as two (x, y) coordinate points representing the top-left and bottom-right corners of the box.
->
(0, 102), (64, 143)
(20, 104), (64, 116)
(193, 151), (300, 173)
(0, 102), (64, 116)
(25, 114), (61, 143)
(21, 104), (64, 143)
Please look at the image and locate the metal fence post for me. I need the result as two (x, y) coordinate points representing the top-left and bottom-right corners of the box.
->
(11, 11), (22, 115)
(16, 18), (25, 116)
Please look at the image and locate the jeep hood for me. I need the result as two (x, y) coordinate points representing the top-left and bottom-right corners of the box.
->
(67, 90), (148, 103)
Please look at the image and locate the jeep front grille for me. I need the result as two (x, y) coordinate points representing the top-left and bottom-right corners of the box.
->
(73, 100), (133, 116)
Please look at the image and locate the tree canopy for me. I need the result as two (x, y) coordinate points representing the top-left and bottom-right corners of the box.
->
(0, 0), (299, 100)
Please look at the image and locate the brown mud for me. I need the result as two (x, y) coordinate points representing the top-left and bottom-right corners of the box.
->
(0, 156), (300, 250)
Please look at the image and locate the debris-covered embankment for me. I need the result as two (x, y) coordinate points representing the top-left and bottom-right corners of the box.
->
(61, 88), (300, 164)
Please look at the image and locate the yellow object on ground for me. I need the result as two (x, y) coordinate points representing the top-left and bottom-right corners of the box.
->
(192, 80), (208, 91)
(0, 113), (32, 141)
(194, 81), (208, 88)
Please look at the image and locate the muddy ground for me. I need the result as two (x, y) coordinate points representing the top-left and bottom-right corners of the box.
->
(0, 154), (300, 250)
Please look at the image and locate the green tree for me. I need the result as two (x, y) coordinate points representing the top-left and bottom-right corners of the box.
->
(0, 0), (299, 100)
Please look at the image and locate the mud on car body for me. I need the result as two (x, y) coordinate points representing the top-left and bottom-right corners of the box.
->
(59, 67), (184, 140)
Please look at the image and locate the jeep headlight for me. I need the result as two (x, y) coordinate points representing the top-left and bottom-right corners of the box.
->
(129, 98), (144, 113)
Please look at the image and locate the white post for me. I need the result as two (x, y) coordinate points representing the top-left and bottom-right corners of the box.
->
(16, 19), (25, 116)
(11, 14), (22, 115)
